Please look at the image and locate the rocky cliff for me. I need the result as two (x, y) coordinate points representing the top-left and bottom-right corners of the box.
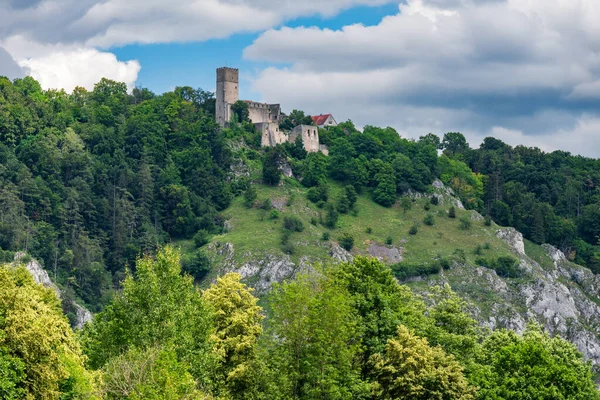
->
(13, 252), (93, 329)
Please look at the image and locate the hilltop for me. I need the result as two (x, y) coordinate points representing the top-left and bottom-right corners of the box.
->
(2, 75), (600, 371)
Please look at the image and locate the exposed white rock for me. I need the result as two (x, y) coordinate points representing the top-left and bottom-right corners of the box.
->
(15, 252), (58, 293)
(278, 159), (294, 178)
(470, 211), (484, 221)
(75, 304), (93, 329)
(330, 243), (353, 263)
(367, 243), (403, 264)
(496, 228), (526, 256)
(542, 244), (568, 264)
(13, 252), (93, 329)
(431, 179), (465, 209)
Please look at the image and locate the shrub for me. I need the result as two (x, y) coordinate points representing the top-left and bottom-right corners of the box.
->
(282, 242), (295, 255)
(483, 242), (491, 250)
(424, 203), (431, 211)
(409, 224), (419, 235)
(287, 194), (295, 206)
(431, 195), (439, 206)
(283, 216), (305, 232)
(476, 255), (522, 278)
(281, 230), (291, 245)
(307, 183), (329, 204)
(260, 199), (273, 211)
(324, 204), (339, 229)
(495, 256), (521, 277)
(316, 200), (326, 209)
(193, 230), (211, 248)
(453, 249), (467, 264)
(243, 186), (257, 208)
(345, 185), (358, 209)
(400, 197), (412, 213)
(392, 261), (442, 281)
(337, 196), (351, 214)
(459, 216), (472, 230)
(484, 215), (492, 226)
(448, 206), (456, 218)
(339, 233), (354, 251)
(310, 217), (318, 226)
(321, 232), (330, 241)
(386, 236), (393, 245)
(366, 227), (373, 234)
(474, 244), (484, 256)
(181, 250), (211, 281)
(266, 210), (278, 220)
(423, 214), (435, 226)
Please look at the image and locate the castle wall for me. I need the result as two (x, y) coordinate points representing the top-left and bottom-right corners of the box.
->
(248, 102), (272, 124)
(257, 122), (287, 147)
(247, 102), (282, 124)
(216, 67), (239, 127)
(289, 125), (320, 153)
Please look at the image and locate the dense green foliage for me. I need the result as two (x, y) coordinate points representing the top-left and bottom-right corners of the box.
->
(2, 249), (598, 399)
(2, 75), (600, 398)
(0, 76), (232, 315)
(0, 264), (97, 399)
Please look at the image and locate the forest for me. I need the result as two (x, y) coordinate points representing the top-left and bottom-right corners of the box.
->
(2, 75), (600, 398)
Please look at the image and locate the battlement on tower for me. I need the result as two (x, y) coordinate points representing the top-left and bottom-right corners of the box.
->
(217, 67), (239, 83)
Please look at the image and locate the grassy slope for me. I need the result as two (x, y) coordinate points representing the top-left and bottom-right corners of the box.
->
(188, 179), (523, 268)
(173, 176), (567, 322)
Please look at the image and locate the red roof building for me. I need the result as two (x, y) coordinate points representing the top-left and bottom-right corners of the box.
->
(311, 114), (338, 128)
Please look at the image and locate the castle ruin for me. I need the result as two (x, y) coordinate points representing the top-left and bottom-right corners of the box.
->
(216, 67), (321, 153)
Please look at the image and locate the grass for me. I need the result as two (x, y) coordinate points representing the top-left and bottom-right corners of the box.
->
(189, 181), (519, 271)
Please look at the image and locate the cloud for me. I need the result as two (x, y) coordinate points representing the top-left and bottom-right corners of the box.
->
(18, 47), (141, 92)
(0, 45), (25, 79)
(244, 0), (600, 156)
(0, 0), (392, 91)
(0, 0), (392, 47)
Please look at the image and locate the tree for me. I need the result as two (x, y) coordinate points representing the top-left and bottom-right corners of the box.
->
(372, 163), (396, 207)
(102, 346), (209, 399)
(333, 257), (427, 377)
(0, 349), (25, 400)
(370, 325), (475, 400)
(474, 324), (600, 400)
(231, 100), (250, 123)
(449, 206), (456, 218)
(243, 186), (257, 208)
(280, 109), (313, 130)
(263, 147), (284, 186)
(345, 185), (358, 209)
(419, 133), (442, 149)
(265, 270), (366, 399)
(301, 152), (328, 188)
(202, 273), (264, 399)
(442, 132), (469, 159)
(324, 203), (339, 229)
(0, 265), (96, 399)
(339, 233), (354, 251)
(81, 247), (214, 383)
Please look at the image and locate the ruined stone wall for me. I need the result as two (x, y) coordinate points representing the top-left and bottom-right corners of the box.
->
(216, 67), (239, 127)
(247, 102), (272, 124)
(257, 122), (287, 147)
(289, 125), (320, 153)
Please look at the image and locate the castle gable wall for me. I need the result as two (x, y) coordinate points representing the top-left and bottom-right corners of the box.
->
(290, 125), (320, 153)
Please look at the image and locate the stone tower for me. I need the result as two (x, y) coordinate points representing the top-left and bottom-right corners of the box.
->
(216, 67), (239, 127)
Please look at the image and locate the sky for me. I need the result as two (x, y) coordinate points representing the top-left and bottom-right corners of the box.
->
(1, 0), (600, 157)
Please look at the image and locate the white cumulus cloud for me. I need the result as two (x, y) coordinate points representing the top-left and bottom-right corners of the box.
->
(18, 47), (141, 92)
